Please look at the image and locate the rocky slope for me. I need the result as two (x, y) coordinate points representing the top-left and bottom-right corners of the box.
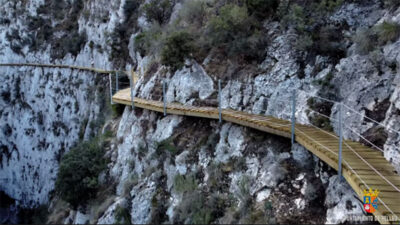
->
(0, 0), (399, 224)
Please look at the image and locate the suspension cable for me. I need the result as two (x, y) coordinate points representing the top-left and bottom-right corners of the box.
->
(342, 104), (400, 137)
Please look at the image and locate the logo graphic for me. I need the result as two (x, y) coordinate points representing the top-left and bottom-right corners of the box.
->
(363, 189), (379, 213)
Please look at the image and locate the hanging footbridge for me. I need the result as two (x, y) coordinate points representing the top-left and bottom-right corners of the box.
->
(1, 63), (399, 224)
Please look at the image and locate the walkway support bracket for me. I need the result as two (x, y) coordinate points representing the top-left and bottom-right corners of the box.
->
(218, 79), (222, 123)
(129, 74), (135, 110)
(291, 89), (296, 145)
(163, 79), (167, 116)
(109, 73), (113, 105)
(338, 103), (343, 180)
(115, 71), (119, 92)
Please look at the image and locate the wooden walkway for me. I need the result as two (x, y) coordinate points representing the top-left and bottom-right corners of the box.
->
(1, 63), (399, 224)
(113, 88), (400, 224)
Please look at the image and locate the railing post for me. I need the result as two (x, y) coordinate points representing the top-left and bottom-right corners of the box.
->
(129, 74), (135, 110)
(338, 103), (343, 180)
(115, 71), (119, 92)
(163, 79), (167, 116)
(291, 89), (296, 145)
(109, 73), (113, 105)
(218, 79), (222, 123)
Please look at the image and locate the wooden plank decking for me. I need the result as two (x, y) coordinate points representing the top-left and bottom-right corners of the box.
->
(113, 87), (400, 224)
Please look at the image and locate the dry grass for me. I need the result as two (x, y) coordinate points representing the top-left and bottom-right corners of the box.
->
(88, 182), (117, 223)
(47, 198), (70, 224)
(89, 195), (116, 224)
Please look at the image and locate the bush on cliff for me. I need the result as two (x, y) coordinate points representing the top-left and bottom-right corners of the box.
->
(55, 135), (107, 208)
(161, 31), (196, 70)
(142, 0), (173, 25)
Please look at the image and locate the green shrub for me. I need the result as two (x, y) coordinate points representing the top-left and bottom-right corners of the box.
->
(384, 0), (400, 9)
(64, 31), (87, 56)
(143, 0), (173, 25)
(280, 4), (306, 31)
(208, 4), (250, 45)
(50, 31), (87, 59)
(55, 135), (108, 208)
(134, 24), (163, 56)
(309, 115), (333, 132)
(18, 205), (49, 224)
(112, 103), (125, 118)
(115, 206), (132, 224)
(206, 163), (224, 189)
(78, 119), (88, 140)
(237, 175), (252, 209)
(312, 25), (346, 58)
(174, 191), (224, 224)
(352, 28), (378, 55)
(123, 0), (141, 20)
(173, 174), (197, 193)
(177, 0), (208, 28)
(307, 97), (335, 132)
(352, 21), (399, 55)
(376, 21), (400, 44)
(134, 32), (148, 56)
(227, 157), (247, 171)
(312, 0), (343, 13)
(192, 207), (213, 224)
(161, 31), (196, 70)
(294, 34), (313, 51)
(156, 138), (179, 156)
(246, 0), (279, 18)
(207, 4), (265, 60)
(312, 72), (334, 89)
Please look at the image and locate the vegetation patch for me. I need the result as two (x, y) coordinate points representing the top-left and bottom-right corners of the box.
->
(156, 138), (180, 157)
(353, 21), (400, 55)
(161, 31), (196, 70)
(174, 191), (227, 224)
(246, 0), (279, 19)
(383, 0), (400, 9)
(55, 134), (108, 208)
(107, 0), (143, 67)
(135, 0), (278, 72)
(307, 97), (334, 132)
(376, 21), (400, 44)
(206, 163), (224, 190)
(115, 206), (132, 224)
(173, 174), (197, 194)
(112, 104), (125, 118)
(361, 126), (388, 150)
(279, 0), (346, 61)
(142, 0), (173, 25)
(20, 0), (88, 59)
(352, 27), (378, 55)
(17, 205), (49, 224)
(150, 188), (169, 224)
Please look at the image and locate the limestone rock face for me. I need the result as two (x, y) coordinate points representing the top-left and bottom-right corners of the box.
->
(97, 198), (128, 224)
(325, 176), (364, 224)
(0, 66), (106, 207)
(166, 60), (215, 105)
(0, 0), (119, 208)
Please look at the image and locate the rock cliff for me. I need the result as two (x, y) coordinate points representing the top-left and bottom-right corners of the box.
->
(0, 0), (399, 224)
